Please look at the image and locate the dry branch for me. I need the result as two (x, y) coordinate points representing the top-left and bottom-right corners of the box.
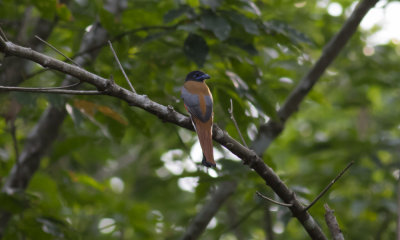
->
(256, 191), (293, 207)
(108, 40), (136, 93)
(324, 204), (345, 240)
(305, 161), (354, 211)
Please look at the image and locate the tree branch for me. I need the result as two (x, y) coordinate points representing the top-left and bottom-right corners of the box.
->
(324, 204), (345, 240)
(228, 99), (248, 148)
(256, 191), (293, 207)
(252, 0), (379, 155)
(0, 86), (104, 95)
(179, 1), (378, 238)
(35, 35), (80, 67)
(0, 1), (379, 239)
(304, 161), (354, 212)
(180, 181), (237, 240)
(0, 0), (125, 236)
(0, 36), (327, 239)
(108, 40), (135, 93)
(0, 16), (55, 87)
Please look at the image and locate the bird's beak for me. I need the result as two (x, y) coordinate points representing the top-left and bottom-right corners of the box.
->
(203, 74), (210, 79)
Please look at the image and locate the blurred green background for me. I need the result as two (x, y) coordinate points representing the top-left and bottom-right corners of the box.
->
(0, 0), (399, 239)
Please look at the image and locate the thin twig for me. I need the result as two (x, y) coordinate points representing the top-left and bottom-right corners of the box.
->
(108, 40), (136, 93)
(21, 24), (181, 82)
(324, 204), (345, 240)
(0, 86), (103, 95)
(35, 35), (80, 67)
(0, 26), (8, 42)
(256, 191), (293, 207)
(228, 99), (248, 148)
(304, 161), (354, 211)
(6, 81), (82, 90)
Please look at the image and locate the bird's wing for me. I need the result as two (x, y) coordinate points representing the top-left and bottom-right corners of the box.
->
(181, 86), (213, 122)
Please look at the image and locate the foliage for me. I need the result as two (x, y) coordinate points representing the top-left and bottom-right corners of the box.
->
(0, 0), (398, 239)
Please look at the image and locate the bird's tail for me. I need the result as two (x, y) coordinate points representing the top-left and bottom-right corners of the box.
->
(193, 118), (215, 167)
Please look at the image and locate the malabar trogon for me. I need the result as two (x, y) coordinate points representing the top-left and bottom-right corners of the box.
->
(181, 71), (215, 167)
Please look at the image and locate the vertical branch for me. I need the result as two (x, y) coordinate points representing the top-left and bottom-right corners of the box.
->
(9, 120), (20, 176)
(263, 202), (274, 240)
(324, 204), (345, 240)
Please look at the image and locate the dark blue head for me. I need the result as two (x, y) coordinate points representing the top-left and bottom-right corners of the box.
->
(185, 70), (210, 82)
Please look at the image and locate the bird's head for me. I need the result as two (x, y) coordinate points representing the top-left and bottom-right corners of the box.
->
(185, 70), (210, 82)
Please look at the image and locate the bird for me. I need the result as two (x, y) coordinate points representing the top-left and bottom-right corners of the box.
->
(181, 70), (215, 167)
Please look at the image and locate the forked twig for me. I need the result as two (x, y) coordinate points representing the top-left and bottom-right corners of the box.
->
(35, 35), (80, 67)
(108, 40), (136, 93)
(228, 99), (248, 148)
(256, 191), (293, 207)
(304, 161), (354, 211)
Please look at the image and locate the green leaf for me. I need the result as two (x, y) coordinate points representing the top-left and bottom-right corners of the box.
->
(0, 192), (30, 214)
(36, 217), (67, 238)
(228, 12), (259, 35)
(201, 12), (231, 41)
(200, 0), (223, 10)
(56, 3), (72, 21)
(69, 172), (105, 191)
(183, 33), (209, 67)
(177, 23), (200, 32)
(241, 0), (261, 16)
(228, 38), (258, 55)
(163, 5), (192, 23)
(99, 8), (117, 34)
(32, 0), (57, 19)
(45, 94), (65, 109)
(264, 20), (313, 46)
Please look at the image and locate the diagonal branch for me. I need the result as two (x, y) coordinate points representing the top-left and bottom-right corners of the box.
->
(305, 161), (354, 212)
(0, 1), (379, 239)
(108, 40), (136, 93)
(256, 191), (293, 207)
(252, 0), (379, 155)
(35, 35), (80, 67)
(181, 181), (237, 240)
(324, 204), (345, 240)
